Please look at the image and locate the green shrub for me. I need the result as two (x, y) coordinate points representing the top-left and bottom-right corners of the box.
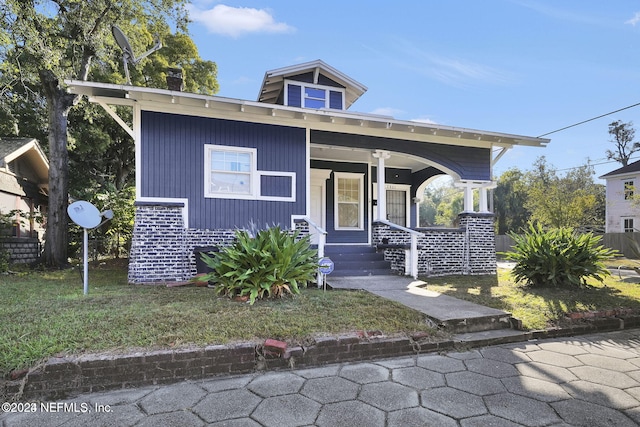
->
(198, 226), (318, 304)
(504, 223), (616, 288)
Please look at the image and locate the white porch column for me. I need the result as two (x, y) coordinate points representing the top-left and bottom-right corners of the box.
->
(463, 183), (475, 213)
(454, 180), (497, 213)
(479, 187), (489, 213)
(372, 150), (391, 221)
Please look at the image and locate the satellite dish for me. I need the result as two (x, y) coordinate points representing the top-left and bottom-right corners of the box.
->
(67, 201), (115, 295)
(112, 25), (162, 84)
(68, 201), (102, 229)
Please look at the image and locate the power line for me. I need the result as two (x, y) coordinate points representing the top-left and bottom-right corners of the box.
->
(537, 101), (640, 138)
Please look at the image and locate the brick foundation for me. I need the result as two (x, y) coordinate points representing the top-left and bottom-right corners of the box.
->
(373, 212), (497, 276)
(128, 202), (310, 284)
(0, 237), (41, 264)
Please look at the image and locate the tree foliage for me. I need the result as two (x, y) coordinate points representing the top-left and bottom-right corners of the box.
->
(419, 176), (466, 227)
(524, 157), (604, 229)
(493, 168), (530, 234)
(607, 120), (640, 167)
(0, 0), (218, 265)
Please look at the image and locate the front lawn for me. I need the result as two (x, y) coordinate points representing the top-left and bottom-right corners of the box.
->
(0, 260), (436, 377)
(423, 266), (640, 330)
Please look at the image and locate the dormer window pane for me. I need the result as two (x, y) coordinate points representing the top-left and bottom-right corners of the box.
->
(304, 87), (326, 108)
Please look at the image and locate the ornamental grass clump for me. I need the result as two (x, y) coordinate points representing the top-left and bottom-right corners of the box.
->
(199, 226), (318, 304)
(504, 223), (616, 288)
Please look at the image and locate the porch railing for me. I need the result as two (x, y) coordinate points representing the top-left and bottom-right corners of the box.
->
(375, 219), (421, 279)
(291, 215), (327, 286)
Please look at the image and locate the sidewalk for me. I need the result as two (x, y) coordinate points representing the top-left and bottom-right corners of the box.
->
(3, 329), (640, 426)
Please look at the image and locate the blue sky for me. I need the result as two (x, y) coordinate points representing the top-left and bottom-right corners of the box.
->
(185, 0), (640, 182)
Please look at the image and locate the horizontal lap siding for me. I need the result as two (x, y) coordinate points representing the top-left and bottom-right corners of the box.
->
(141, 111), (306, 230)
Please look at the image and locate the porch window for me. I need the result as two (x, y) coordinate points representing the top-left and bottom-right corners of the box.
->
(335, 172), (364, 230)
(205, 145), (256, 198)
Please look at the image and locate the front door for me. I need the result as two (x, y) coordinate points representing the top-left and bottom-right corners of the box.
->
(309, 169), (331, 244)
(310, 183), (323, 244)
(386, 189), (407, 227)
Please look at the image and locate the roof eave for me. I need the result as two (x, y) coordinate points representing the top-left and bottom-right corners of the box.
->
(65, 79), (549, 149)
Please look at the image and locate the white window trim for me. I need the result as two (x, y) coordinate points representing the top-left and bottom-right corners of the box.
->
(284, 79), (346, 110)
(334, 172), (364, 231)
(204, 144), (258, 200)
(204, 144), (297, 202)
(258, 171), (296, 202)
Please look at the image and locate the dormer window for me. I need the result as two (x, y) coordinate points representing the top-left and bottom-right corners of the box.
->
(304, 87), (327, 108)
(284, 80), (345, 110)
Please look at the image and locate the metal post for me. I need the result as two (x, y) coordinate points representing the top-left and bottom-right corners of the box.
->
(83, 228), (89, 295)
(410, 233), (418, 279)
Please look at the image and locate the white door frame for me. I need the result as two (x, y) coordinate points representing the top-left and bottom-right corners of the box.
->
(372, 183), (411, 226)
(310, 169), (332, 241)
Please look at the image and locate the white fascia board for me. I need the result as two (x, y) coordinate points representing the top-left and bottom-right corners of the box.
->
(65, 79), (549, 149)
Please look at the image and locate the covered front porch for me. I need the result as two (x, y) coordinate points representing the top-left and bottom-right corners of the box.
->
(299, 131), (502, 280)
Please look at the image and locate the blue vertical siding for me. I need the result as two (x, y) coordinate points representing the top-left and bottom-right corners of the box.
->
(141, 111), (307, 230)
(311, 130), (491, 181)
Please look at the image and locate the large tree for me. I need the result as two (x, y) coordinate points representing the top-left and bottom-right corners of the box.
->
(524, 157), (604, 229)
(0, 1), (200, 267)
(607, 120), (640, 167)
(493, 168), (530, 234)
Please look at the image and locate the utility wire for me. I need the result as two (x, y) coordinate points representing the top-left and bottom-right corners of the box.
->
(537, 101), (640, 138)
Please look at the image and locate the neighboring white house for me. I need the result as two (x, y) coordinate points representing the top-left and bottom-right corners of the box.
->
(600, 160), (640, 233)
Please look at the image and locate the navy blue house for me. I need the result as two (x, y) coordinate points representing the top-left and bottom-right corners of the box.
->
(67, 60), (548, 283)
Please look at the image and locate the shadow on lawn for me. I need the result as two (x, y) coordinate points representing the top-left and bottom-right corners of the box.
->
(424, 273), (640, 324)
(422, 274), (511, 312)
(527, 281), (640, 316)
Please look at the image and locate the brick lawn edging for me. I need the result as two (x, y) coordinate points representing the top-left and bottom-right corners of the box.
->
(4, 314), (640, 402)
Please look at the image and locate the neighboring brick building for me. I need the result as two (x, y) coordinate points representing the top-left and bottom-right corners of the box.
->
(0, 138), (48, 263)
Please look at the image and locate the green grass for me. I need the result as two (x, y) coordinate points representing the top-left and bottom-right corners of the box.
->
(6, 259), (640, 378)
(423, 267), (640, 331)
(0, 259), (436, 376)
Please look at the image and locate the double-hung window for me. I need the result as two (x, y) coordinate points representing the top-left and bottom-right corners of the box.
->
(205, 145), (256, 198)
(334, 172), (364, 230)
(624, 218), (635, 233)
(624, 180), (635, 200)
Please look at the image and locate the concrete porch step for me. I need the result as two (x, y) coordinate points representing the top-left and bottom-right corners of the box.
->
(323, 245), (393, 276)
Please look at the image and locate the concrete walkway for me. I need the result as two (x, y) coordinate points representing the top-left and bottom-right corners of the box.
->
(3, 329), (640, 426)
(328, 275), (518, 337)
(328, 275), (508, 322)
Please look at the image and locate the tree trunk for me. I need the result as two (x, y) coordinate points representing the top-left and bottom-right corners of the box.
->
(40, 70), (77, 267)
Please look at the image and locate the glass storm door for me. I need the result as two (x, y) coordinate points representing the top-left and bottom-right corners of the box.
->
(386, 189), (406, 227)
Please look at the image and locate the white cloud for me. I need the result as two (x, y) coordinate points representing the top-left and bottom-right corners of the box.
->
(626, 12), (640, 26)
(368, 107), (404, 118)
(410, 116), (438, 125)
(187, 4), (295, 38)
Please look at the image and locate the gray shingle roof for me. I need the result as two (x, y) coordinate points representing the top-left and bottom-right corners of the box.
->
(0, 137), (38, 167)
(599, 159), (640, 179)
